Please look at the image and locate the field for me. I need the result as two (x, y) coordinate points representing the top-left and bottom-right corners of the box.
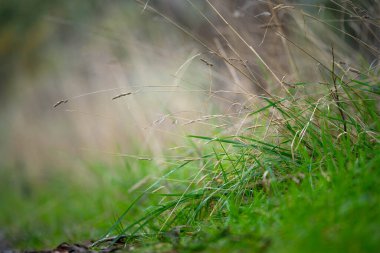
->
(0, 1), (379, 252)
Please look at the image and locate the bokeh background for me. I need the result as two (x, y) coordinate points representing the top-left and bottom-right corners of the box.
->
(0, 0), (378, 249)
(0, 1), (208, 248)
(1, 1), (203, 175)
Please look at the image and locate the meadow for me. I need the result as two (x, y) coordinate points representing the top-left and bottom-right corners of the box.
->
(0, 1), (379, 252)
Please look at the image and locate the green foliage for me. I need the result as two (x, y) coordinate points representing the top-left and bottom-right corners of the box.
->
(93, 69), (380, 252)
(1, 1), (379, 252)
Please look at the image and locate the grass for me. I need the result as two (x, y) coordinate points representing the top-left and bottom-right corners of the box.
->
(0, 159), (155, 249)
(1, 1), (380, 252)
(91, 73), (379, 253)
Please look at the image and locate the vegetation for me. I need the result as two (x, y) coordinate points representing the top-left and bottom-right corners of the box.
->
(0, 1), (379, 252)
(91, 66), (379, 253)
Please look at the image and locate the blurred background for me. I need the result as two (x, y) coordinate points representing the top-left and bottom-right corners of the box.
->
(0, 0), (378, 249)
(0, 1), (209, 248)
(0, 1), (203, 176)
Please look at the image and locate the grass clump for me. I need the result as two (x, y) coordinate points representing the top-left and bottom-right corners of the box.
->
(90, 2), (380, 252)
(94, 59), (380, 253)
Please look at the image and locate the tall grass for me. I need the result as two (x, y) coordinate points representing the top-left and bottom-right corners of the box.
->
(1, 1), (379, 252)
(91, 1), (380, 252)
